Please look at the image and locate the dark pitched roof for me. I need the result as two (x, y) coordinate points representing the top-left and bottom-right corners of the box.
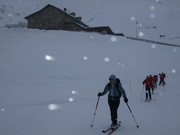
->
(87, 26), (124, 36)
(24, 4), (89, 28)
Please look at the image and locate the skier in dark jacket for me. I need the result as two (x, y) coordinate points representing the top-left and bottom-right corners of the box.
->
(98, 75), (128, 128)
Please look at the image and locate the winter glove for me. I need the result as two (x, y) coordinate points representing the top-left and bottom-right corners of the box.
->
(124, 98), (128, 103)
(97, 92), (102, 97)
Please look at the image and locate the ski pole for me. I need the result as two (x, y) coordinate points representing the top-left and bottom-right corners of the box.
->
(154, 84), (158, 96)
(141, 85), (144, 100)
(153, 88), (156, 101)
(129, 81), (132, 92)
(151, 86), (156, 101)
(163, 85), (165, 91)
(126, 103), (139, 128)
(91, 96), (100, 128)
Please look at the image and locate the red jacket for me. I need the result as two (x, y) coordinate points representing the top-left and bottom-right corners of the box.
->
(152, 75), (158, 83)
(143, 77), (152, 88)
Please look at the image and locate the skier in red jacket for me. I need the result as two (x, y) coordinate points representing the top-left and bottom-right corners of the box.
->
(159, 72), (166, 86)
(152, 75), (158, 89)
(143, 76), (152, 102)
(149, 75), (154, 94)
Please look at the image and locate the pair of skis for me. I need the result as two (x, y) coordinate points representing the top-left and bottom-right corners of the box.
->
(102, 121), (121, 135)
(145, 99), (151, 102)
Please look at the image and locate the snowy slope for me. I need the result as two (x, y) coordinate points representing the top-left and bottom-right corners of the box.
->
(0, 0), (180, 135)
(0, 28), (180, 135)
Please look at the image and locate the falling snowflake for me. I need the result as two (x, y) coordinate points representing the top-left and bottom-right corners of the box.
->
(90, 36), (94, 39)
(122, 64), (125, 67)
(45, 55), (55, 61)
(8, 13), (12, 17)
(104, 57), (110, 62)
(151, 44), (156, 48)
(138, 32), (144, 37)
(118, 62), (125, 67)
(48, 104), (60, 110)
(83, 56), (88, 60)
(130, 16), (136, 21)
(1, 109), (5, 112)
(172, 69), (176, 73)
(111, 37), (117, 42)
(150, 5), (155, 10)
(72, 90), (78, 94)
(69, 98), (74, 102)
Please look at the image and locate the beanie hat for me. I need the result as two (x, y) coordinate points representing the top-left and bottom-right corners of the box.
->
(109, 75), (116, 80)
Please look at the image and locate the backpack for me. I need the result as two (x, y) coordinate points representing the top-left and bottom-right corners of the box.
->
(162, 73), (166, 78)
(143, 77), (152, 87)
(146, 80), (152, 86)
(160, 73), (166, 79)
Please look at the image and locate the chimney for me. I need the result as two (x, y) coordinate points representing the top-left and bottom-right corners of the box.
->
(64, 8), (67, 12)
(75, 17), (82, 21)
(70, 12), (76, 17)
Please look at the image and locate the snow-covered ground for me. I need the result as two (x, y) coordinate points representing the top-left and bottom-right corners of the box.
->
(0, 0), (180, 135)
